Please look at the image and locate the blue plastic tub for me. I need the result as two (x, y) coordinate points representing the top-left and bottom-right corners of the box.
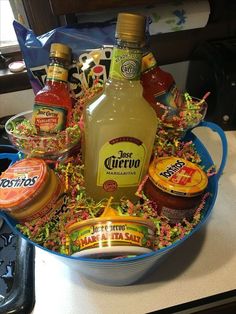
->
(0, 121), (228, 286)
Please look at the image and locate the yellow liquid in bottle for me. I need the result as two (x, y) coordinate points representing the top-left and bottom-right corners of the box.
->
(84, 77), (157, 202)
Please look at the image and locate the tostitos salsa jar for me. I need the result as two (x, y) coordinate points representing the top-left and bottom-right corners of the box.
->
(0, 158), (64, 222)
(144, 157), (208, 224)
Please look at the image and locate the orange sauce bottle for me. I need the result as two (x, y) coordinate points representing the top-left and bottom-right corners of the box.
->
(141, 51), (181, 121)
(32, 43), (72, 133)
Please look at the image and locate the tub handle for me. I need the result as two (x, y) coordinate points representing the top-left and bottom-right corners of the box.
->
(0, 152), (20, 166)
(194, 120), (228, 181)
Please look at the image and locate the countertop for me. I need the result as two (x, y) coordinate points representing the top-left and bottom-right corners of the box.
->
(31, 129), (236, 314)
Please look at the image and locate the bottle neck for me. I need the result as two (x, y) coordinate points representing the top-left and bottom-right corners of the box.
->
(116, 38), (142, 49)
(109, 38), (143, 81)
(46, 57), (69, 84)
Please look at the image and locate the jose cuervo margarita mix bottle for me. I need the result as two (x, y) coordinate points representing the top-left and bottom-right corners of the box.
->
(83, 13), (158, 202)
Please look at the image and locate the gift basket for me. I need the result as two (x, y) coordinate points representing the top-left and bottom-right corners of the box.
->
(0, 120), (227, 285)
(0, 16), (228, 286)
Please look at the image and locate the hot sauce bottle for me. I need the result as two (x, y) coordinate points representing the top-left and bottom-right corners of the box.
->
(141, 51), (181, 121)
(32, 43), (72, 133)
(83, 13), (158, 202)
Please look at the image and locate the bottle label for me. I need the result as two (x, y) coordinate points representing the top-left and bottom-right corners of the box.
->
(141, 52), (157, 73)
(109, 47), (142, 81)
(32, 104), (67, 133)
(154, 82), (180, 111)
(97, 137), (147, 191)
(47, 64), (68, 82)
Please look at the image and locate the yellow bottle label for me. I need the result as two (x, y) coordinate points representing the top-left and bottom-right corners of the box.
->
(141, 52), (157, 73)
(32, 104), (67, 133)
(97, 137), (147, 191)
(47, 64), (68, 82)
(109, 47), (142, 80)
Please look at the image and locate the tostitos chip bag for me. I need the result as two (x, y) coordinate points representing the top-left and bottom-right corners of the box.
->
(13, 20), (116, 105)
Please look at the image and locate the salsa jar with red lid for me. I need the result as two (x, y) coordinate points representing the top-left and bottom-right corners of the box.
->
(0, 157), (65, 222)
(144, 157), (208, 224)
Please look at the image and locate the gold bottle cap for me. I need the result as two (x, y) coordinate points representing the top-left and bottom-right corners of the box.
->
(50, 43), (71, 61)
(115, 12), (146, 43)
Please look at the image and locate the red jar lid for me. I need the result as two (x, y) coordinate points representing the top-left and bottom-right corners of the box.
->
(0, 158), (48, 210)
